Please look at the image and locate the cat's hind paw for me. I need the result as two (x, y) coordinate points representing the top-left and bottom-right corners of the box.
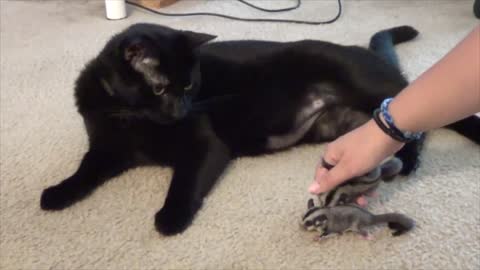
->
(154, 202), (200, 236)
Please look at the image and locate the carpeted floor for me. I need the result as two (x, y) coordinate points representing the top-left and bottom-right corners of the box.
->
(1, 1), (479, 269)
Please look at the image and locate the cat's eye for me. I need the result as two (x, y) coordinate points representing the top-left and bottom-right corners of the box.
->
(153, 86), (166, 96)
(184, 83), (193, 92)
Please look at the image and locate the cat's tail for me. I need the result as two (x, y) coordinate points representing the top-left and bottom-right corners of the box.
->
(372, 26), (479, 145)
(396, 115), (480, 176)
(369, 26), (423, 176)
(369, 26), (419, 68)
(370, 26), (478, 175)
(372, 213), (415, 236)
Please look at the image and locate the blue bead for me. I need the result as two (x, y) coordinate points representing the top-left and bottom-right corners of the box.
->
(380, 97), (422, 141)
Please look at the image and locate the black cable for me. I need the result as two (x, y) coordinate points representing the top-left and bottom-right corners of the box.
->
(236, 0), (301, 13)
(125, 0), (342, 25)
(372, 109), (409, 143)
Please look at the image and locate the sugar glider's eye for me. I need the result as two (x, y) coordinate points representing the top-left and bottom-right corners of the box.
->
(304, 220), (313, 227)
(184, 83), (193, 92)
(153, 86), (166, 96)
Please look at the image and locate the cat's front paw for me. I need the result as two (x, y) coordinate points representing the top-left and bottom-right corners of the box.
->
(155, 202), (200, 236)
(40, 184), (77, 211)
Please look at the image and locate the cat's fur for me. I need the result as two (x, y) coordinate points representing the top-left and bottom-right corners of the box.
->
(40, 24), (480, 235)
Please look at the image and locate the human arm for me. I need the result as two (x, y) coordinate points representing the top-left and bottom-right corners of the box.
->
(309, 25), (480, 194)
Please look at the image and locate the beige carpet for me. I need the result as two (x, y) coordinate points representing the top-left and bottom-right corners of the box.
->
(1, 0), (479, 269)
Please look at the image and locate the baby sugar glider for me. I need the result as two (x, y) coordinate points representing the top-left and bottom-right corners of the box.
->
(317, 157), (403, 207)
(301, 198), (415, 239)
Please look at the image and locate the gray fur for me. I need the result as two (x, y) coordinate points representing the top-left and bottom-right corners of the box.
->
(131, 57), (170, 88)
(267, 111), (321, 150)
(301, 203), (415, 238)
(379, 157), (403, 181)
(265, 82), (373, 150)
(309, 106), (370, 141)
(266, 98), (325, 150)
(317, 157), (403, 207)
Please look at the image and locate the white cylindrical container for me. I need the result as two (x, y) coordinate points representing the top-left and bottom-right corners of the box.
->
(105, 0), (127, 20)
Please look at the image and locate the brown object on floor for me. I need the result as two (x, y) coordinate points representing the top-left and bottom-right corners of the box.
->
(136, 0), (180, 9)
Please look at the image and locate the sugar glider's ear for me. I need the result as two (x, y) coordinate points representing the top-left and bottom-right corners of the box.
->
(182, 30), (217, 48)
(307, 198), (315, 209)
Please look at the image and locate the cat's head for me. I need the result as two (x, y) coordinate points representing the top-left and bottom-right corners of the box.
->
(75, 23), (216, 124)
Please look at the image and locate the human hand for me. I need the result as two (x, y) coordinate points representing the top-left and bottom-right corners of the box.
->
(309, 119), (405, 194)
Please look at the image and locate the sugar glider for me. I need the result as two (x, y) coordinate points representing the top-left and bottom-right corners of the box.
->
(301, 199), (415, 240)
(317, 157), (403, 207)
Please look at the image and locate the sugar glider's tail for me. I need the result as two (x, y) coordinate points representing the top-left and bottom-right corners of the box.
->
(372, 213), (415, 236)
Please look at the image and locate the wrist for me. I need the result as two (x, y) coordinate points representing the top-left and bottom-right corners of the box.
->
(378, 98), (424, 142)
(388, 98), (424, 134)
(366, 119), (405, 148)
(388, 99), (412, 132)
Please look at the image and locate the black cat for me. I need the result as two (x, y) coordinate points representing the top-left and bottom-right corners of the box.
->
(40, 24), (479, 235)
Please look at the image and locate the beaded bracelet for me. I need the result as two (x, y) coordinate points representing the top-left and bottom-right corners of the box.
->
(373, 98), (423, 143)
(372, 109), (408, 142)
(380, 98), (423, 141)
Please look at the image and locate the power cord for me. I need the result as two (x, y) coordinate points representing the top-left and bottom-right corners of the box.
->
(125, 0), (342, 25)
(236, 0), (301, 13)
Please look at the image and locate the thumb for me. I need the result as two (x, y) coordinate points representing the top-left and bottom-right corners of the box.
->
(311, 160), (354, 194)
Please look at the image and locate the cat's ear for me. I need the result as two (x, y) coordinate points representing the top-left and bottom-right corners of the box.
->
(124, 39), (146, 62)
(181, 30), (217, 48)
(307, 198), (315, 209)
